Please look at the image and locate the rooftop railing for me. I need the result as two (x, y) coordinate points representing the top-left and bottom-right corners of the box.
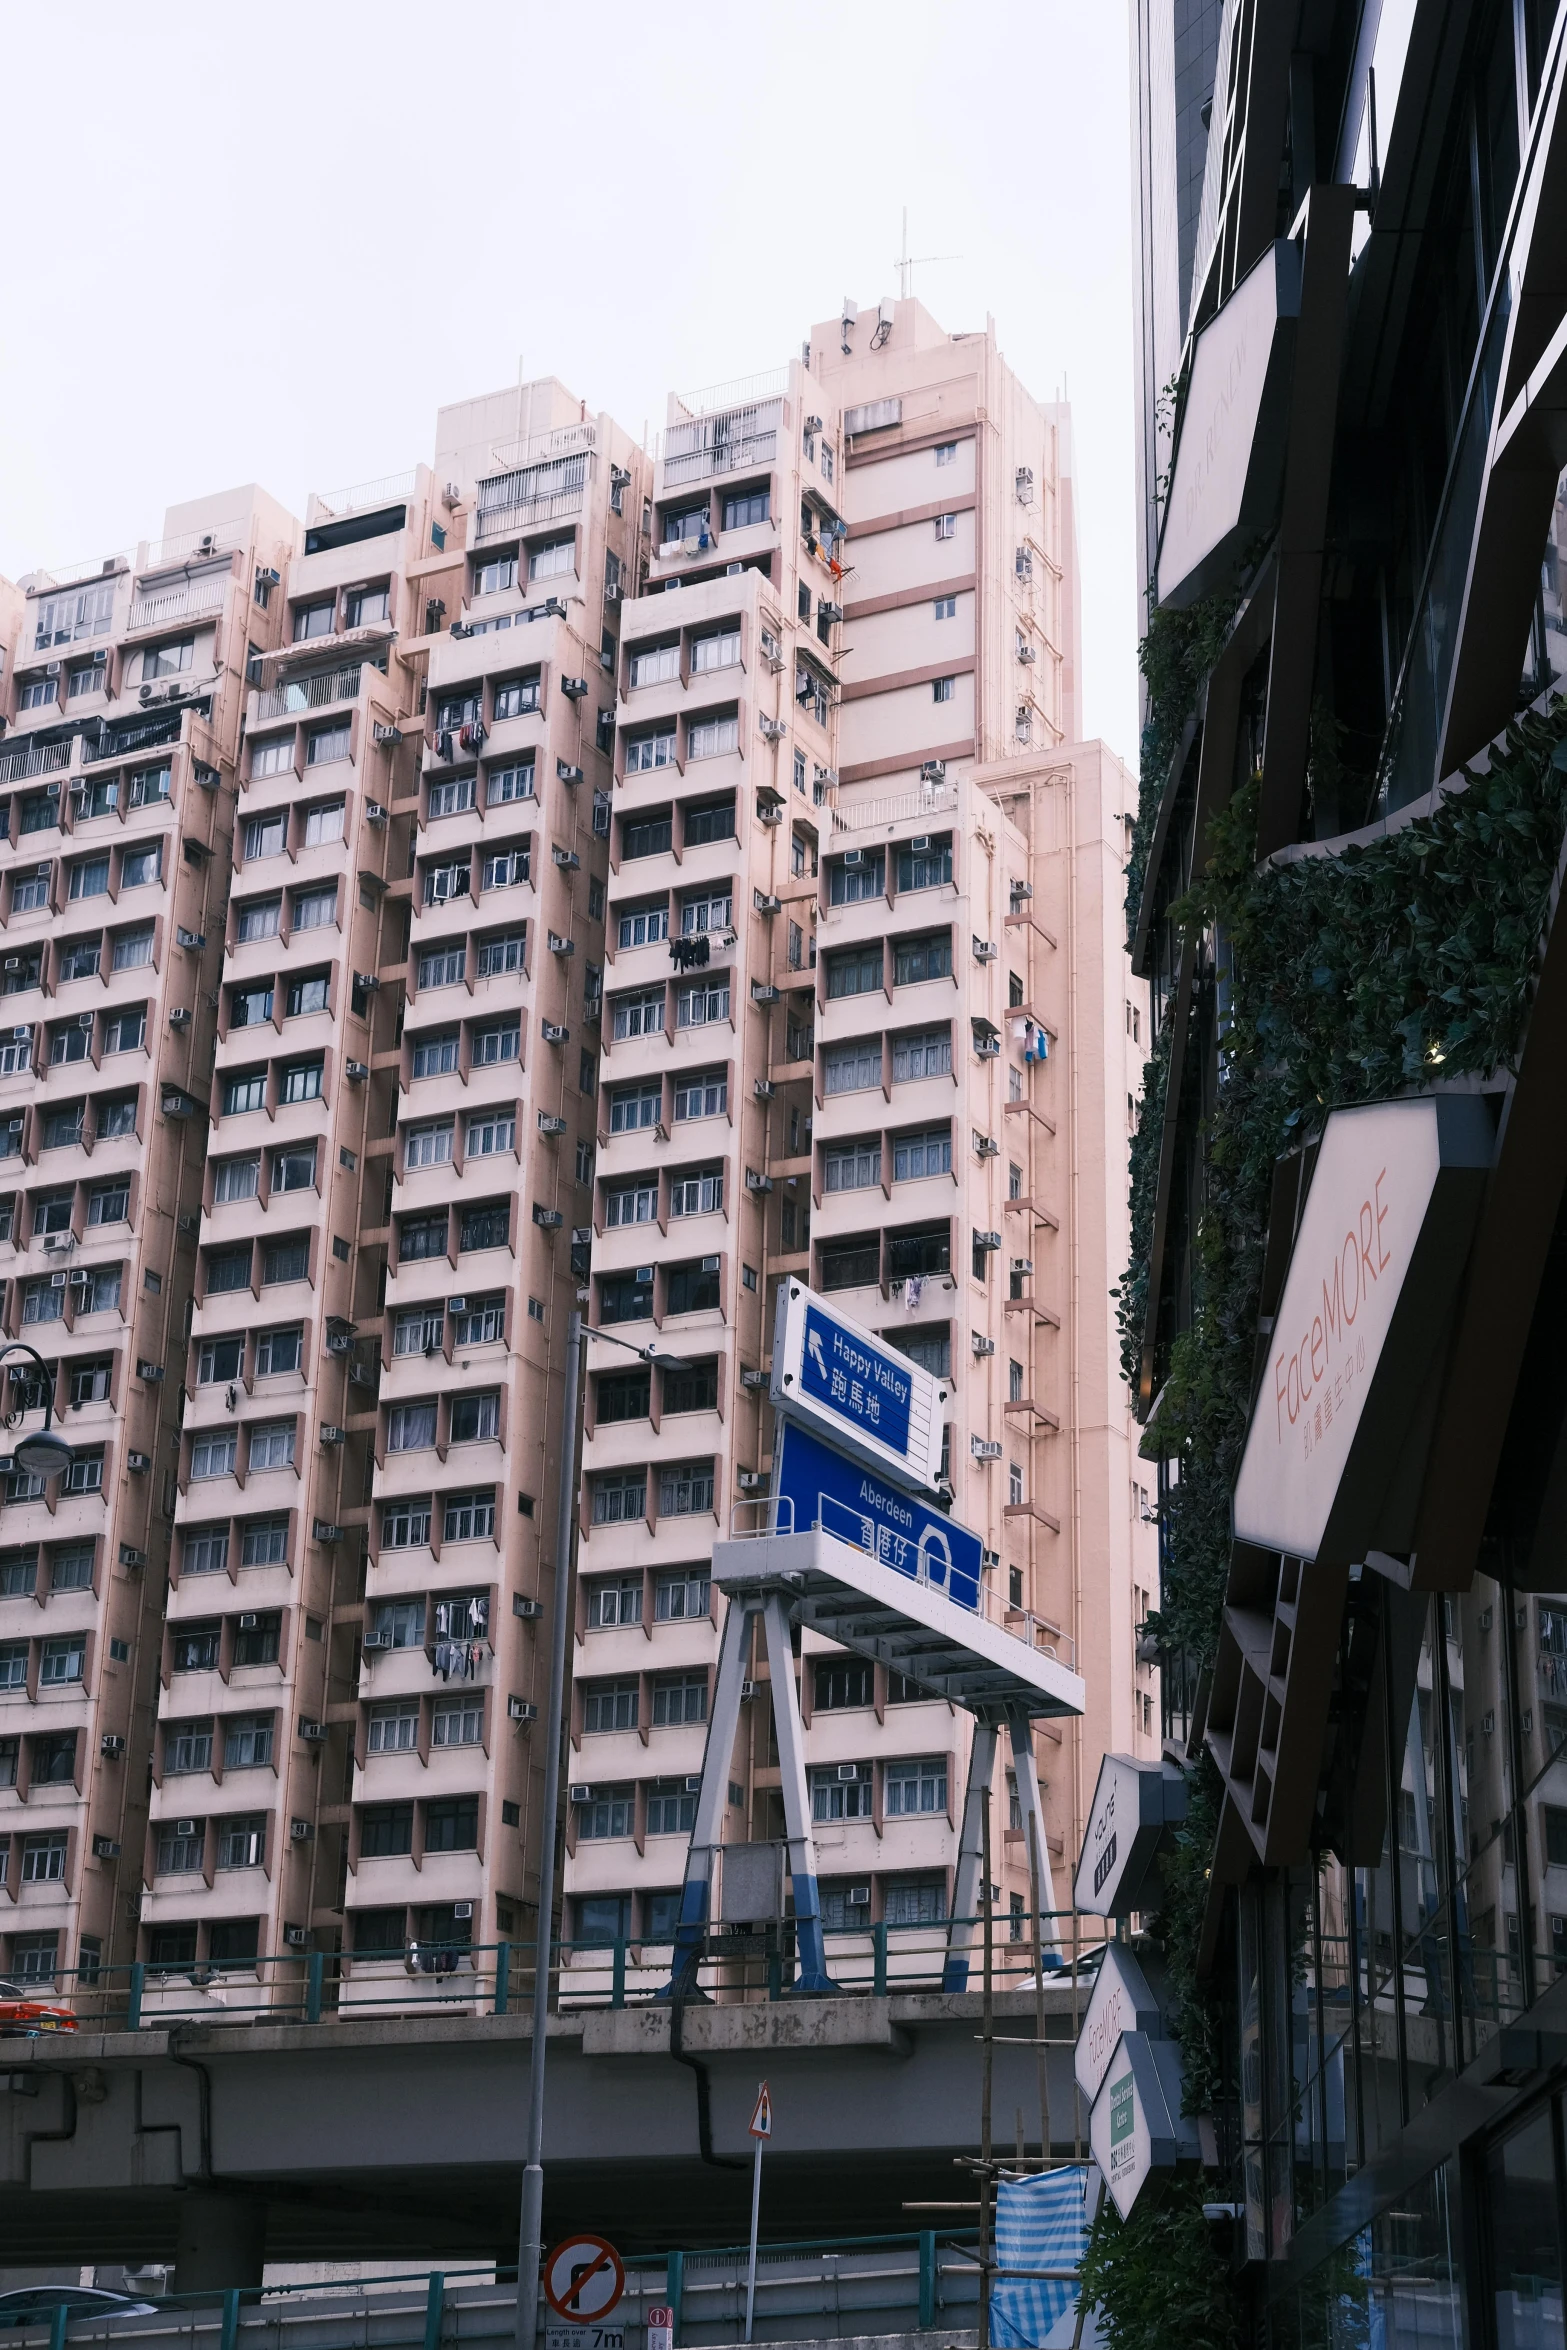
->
(140, 516), (248, 572)
(473, 482), (585, 544)
(830, 782), (962, 833)
(309, 469), (419, 522)
(670, 365), (789, 422)
(487, 420), (597, 473)
(661, 428), (779, 488)
(23, 552), (132, 596)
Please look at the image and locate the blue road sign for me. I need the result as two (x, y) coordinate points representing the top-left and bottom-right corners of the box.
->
(799, 1301), (915, 1459)
(774, 1422), (983, 1612)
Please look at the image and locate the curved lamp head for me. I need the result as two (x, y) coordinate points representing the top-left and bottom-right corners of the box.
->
(14, 1428), (74, 1482)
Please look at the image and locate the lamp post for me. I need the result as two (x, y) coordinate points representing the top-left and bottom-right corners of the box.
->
(0, 1343), (75, 1485)
(514, 1318), (693, 2350)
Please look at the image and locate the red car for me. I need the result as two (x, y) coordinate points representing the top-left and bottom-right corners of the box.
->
(0, 1978), (77, 2036)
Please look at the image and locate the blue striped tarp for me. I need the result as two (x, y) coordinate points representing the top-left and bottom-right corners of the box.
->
(988, 2163), (1094, 2348)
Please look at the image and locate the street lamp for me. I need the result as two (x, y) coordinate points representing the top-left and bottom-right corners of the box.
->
(514, 1316), (693, 2350)
(0, 1343), (74, 1484)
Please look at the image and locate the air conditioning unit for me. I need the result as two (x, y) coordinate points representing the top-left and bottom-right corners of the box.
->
(740, 1680), (756, 1700)
(742, 1369), (770, 1390)
(45, 662), (60, 679)
(175, 1818), (197, 1839)
(547, 932), (574, 955)
(365, 800), (388, 823)
(753, 892), (781, 916)
(569, 1784), (593, 1805)
(100, 1734), (126, 1759)
(738, 1471), (767, 1493)
(162, 1090), (194, 1117)
(508, 1696), (537, 1723)
(136, 1360), (163, 1383)
(701, 1254), (719, 1272)
(448, 1295), (468, 1314)
(975, 1033), (1001, 1058)
(177, 1213), (198, 1236)
(541, 1021), (568, 1044)
(239, 1612), (258, 1630)
(753, 1079), (775, 1101)
(168, 1008), (192, 1030)
(556, 761), (583, 785)
(972, 1333), (997, 1358)
(745, 1170), (773, 1193)
(533, 1205), (564, 1229)
(1011, 1258), (1034, 1277)
(758, 803), (783, 826)
(449, 1900), (474, 1924)
(313, 1518), (343, 1543)
(118, 1545), (146, 1570)
(52, 1271), (71, 1290)
(299, 1719), (326, 1742)
(42, 1236), (70, 1257)
(974, 1230), (1002, 1251)
(847, 1884), (871, 1907)
(552, 846), (580, 870)
(319, 1425), (346, 1446)
(973, 939), (998, 962)
(344, 1060), (368, 1081)
(537, 1112), (568, 1136)
(78, 1011), (94, 1030)
(603, 581), (622, 603)
(176, 927), (205, 950)
(45, 780), (60, 800)
(2, 960), (17, 974)
(920, 761), (947, 785)
(751, 982), (779, 1004)
(759, 717), (786, 743)
(513, 1595), (543, 1619)
(760, 629), (783, 666)
(974, 1134), (999, 1158)
(127, 1450), (151, 1474)
(1017, 643), (1037, 664)
(363, 1629), (393, 1650)
(11, 1026), (30, 1041)
(561, 677), (589, 700)
(373, 723), (403, 748)
(972, 1437), (1004, 1461)
(1012, 881), (1035, 904)
(284, 1926), (308, 1949)
(683, 1774), (704, 1795)
(842, 847), (862, 866)
(290, 1818), (314, 1842)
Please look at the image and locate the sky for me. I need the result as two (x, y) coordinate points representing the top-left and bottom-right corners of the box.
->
(0, 0), (1138, 763)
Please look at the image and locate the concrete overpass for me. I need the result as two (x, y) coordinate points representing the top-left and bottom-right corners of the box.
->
(0, 1988), (1088, 2277)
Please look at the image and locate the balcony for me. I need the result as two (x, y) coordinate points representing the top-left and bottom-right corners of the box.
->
(659, 395), (783, 490)
(126, 577), (228, 634)
(82, 711), (186, 764)
(473, 442), (590, 546)
(253, 663), (365, 723)
(0, 741), (71, 786)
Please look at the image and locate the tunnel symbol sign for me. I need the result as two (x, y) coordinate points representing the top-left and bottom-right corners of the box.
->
(545, 2234), (626, 2322)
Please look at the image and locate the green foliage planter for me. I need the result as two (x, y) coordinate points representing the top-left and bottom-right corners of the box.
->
(1078, 2172), (1241, 2350)
(1125, 585), (1245, 929)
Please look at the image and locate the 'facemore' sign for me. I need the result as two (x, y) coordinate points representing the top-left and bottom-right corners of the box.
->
(1232, 1095), (1492, 1564)
(771, 1280), (945, 1493)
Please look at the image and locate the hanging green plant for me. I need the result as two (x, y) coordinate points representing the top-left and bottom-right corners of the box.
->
(1078, 2171), (1242, 2350)
(1125, 582), (1246, 928)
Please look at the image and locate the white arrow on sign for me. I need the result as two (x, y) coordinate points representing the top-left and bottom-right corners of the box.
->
(807, 1329), (828, 1380)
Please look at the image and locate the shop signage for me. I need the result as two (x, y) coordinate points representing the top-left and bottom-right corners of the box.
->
(1074, 1943), (1164, 2107)
(771, 1280), (946, 1492)
(1072, 1752), (1188, 1917)
(1089, 2032), (1194, 2220)
(1156, 239), (1301, 610)
(1232, 1094), (1492, 1564)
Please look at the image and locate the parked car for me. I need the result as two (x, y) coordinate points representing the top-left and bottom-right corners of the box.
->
(0, 2289), (161, 2328)
(0, 1981), (77, 2037)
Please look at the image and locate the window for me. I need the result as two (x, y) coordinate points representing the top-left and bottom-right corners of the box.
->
(453, 1295), (505, 1347)
(688, 719), (739, 762)
(291, 885), (337, 930)
(240, 1517), (288, 1567)
(0, 1556), (38, 1602)
(898, 836), (953, 891)
(191, 1430), (237, 1481)
(674, 1071), (727, 1121)
(932, 594), (958, 622)
(121, 844), (160, 889)
(623, 816), (673, 860)
(253, 1326), (300, 1378)
(346, 585), (391, 627)
(58, 937), (100, 984)
(827, 947), (882, 1000)
(575, 1785), (633, 1840)
(722, 489), (769, 529)
(34, 1188), (72, 1236)
(13, 868), (52, 913)
(493, 676), (538, 721)
(465, 1111), (514, 1158)
(935, 442), (958, 467)
(489, 759), (534, 804)
(652, 1673), (708, 1727)
(885, 1876), (947, 1926)
(595, 1373), (650, 1426)
(663, 1362), (718, 1415)
(600, 1271), (653, 1323)
(206, 1247), (251, 1294)
(815, 1658), (873, 1709)
(669, 1167), (723, 1217)
(197, 1335), (244, 1385)
(381, 1497), (432, 1550)
(217, 1816), (266, 1870)
(50, 1545), (94, 1591)
(666, 1261), (719, 1315)
(459, 1201), (508, 1252)
(370, 1598), (424, 1650)
(895, 932), (952, 985)
(609, 1084), (661, 1135)
(420, 1796), (478, 1854)
(229, 983), (274, 1029)
(103, 1004), (145, 1054)
(280, 1059), (322, 1104)
(393, 1307), (443, 1357)
(388, 1401), (437, 1454)
(411, 1029), (458, 1080)
(182, 1526), (228, 1577)
(39, 1637), (84, 1686)
(899, 1329), (951, 1379)
(474, 554), (517, 597)
(234, 1612), (278, 1667)
(247, 1421), (294, 1472)
(894, 1127), (951, 1181)
(826, 1138), (880, 1193)
(442, 1489), (495, 1542)
(656, 1568), (710, 1622)
(368, 1702), (418, 1755)
(824, 1039), (881, 1095)
(155, 1818), (204, 1874)
(42, 1106), (84, 1149)
(433, 1694), (482, 1747)
(583, 1680), (638, 1734)
(244, 813), (287, 862)
(237, 897), (281, 944)
(885, 1755), (947, 1816)
(588, 1575), (643, 1627)
(659, 1461), (714, 1516)
(677, 980), (729, 1028)
(612, 991), (665, 1044)
(931, 677), (955, 704)
(261, 1236), (308, 1284)
(0, 1642), (27, 1689)
(286, 971), (329, 1018)
(293, 600), (335, 642)
(681, 891), (731, 937)
(829, 853), (885, 905)
(360, 1805), (414, 1859)
(810, 1764), (872, 1821)
(34, 582), (114, 651)
(893, 1027), (952, 1081)
(592, 1473), (647, 1526)
(21, 1278), (64, 1326)
(167, 1719), (213, 1774)
(223, 1071), (266, 1117)
(647, 1780), (697, 1835)
(476, 930), (527, 977)
(626, 730), (676, 774)
(63, 1448), (103, 1495)
(174, 1620), (222, 1673)
(934, 514), (956, 541)
(450, 1392), (499, 1445)
(271, 1144), (317, 1193)
(472, 1020), (519, 1066)
(528, 537), (574, 580)
(692, 629), (741, 674)
(112, 926), (154, 981)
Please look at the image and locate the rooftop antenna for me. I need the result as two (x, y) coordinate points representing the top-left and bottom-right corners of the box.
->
(896, 205), (960, 301)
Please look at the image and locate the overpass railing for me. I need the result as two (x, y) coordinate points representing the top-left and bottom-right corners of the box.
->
(12, 1910), (1110, 2032)
(4, 2232), (990, 2349)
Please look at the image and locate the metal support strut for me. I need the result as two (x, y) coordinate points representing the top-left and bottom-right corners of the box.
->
(761, 1589), (835, 1992)
(942, 1709), (1059, 1989)
(668, 1592), (757, 2000)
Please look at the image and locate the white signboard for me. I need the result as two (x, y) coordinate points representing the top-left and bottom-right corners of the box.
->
(1073, 1753), (1188, 1917)
(1232, 1095), (1492, 1564)
(1156, 240), (1299, 611)
(770, 1279), (946, 1494)
(1089, 2032), (1193, 2220)
(1075, 1943), (1164, 2108)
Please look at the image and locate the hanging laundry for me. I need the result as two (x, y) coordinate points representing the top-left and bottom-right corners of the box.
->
(906, 1275), (925, 1310)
